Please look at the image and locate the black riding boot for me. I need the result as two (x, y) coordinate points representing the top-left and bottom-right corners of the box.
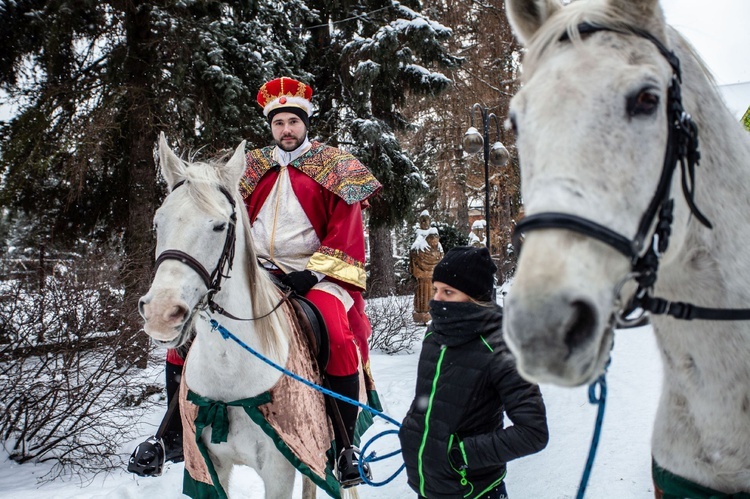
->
(163, 361), (184, 463)
(127, 361), (183, 476)
(326, 372), (370, 487)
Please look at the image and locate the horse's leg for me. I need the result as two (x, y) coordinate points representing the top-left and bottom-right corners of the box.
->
(210, 454), (234, 497)
(301, 476), (317, 499)
(257, 455), (296, 499)
(341, 487), (359, 499)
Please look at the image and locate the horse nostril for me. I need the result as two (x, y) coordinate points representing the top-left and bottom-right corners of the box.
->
(138, 298), (149, 319)
(564, 300), (597, 351)
(166, 304), (188, 324)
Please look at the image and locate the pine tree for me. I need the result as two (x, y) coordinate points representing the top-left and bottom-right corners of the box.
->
(303, 0), (460, 296)
(0, 0), (313, 362)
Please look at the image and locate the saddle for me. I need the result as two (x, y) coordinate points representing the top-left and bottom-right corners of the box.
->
(287, 292), (330, 372)
(264, 266), (330, 371)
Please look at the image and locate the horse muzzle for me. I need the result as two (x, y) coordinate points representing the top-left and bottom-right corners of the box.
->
(504, 288), (614, 386)
(503, 232), (622, 386)
(138, 291), (190, 343)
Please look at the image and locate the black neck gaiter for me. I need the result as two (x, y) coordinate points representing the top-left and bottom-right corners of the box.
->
(428, 300), (503, 347)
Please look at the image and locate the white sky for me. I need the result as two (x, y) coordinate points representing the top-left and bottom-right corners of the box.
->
(661, 0), (750, 85)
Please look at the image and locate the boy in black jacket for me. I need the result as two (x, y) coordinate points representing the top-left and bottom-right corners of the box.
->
(399, 246), (549, 499)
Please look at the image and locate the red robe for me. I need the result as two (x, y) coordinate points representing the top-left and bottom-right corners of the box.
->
(240, 141), (381, 370)
(240, 141), (380, 290)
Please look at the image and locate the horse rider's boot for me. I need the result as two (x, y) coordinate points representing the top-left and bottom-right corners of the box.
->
(127, 361), (184, 476)
(162, 361), (184, 464)
(327, 372), (371, 488)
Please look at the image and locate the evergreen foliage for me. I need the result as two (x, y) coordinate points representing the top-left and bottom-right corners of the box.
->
(434, 221), (468, 253)
(0, 0), (313, 248)
(303, 0), (460, 229)
(396, 0), (523, 277)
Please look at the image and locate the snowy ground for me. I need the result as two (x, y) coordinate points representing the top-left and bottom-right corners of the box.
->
(0, 322), (662, 499)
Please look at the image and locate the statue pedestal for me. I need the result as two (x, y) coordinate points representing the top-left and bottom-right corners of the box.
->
(412, 311), (431, 324)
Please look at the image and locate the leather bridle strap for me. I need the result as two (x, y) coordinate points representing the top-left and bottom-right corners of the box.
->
(638, 295), (750, 321)
(153, 180), (237, 308)
(512, 212), (638, 261)
(155, 249), (213, 289)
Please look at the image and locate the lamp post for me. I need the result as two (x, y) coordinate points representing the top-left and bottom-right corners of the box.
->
(462, 103), (509, 252)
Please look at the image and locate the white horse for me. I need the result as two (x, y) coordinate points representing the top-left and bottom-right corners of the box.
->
(138, 134), (355, 499)
(503, 0), (750, 495)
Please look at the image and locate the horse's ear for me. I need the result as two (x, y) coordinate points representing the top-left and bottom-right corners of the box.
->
(608, 0), (665, 31)
(158, 132), (186, 190)
(505, 0), (562, 45)
(220, 140), (247, 188)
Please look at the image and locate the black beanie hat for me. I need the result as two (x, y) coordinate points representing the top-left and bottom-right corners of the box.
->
(267, 106), (310, 128)
(432, 246), (497, 301)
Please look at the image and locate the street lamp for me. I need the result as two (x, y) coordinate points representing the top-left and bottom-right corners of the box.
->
(462, 103), (509, 251)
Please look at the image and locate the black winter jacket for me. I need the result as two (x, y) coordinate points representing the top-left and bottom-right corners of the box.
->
(399, 300), (548, 499)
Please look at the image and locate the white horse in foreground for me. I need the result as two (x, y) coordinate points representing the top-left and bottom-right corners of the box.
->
(138, 135), (358, 499)
(504, 0), (750, 495)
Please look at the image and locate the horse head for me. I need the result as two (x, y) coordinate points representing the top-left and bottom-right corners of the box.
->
(503, 0), (704, 386)
(138, 133), (246, 346)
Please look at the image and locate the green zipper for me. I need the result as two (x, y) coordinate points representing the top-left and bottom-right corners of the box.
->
(418, 345), (447, 496)
(469, 469), (507, 499)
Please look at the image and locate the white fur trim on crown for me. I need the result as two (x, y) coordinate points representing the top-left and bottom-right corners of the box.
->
(263, 96), (312, 117)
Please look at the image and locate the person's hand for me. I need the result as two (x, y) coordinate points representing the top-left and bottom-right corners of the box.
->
(448, 435), (467, 471)
(280, 270), (318, 296)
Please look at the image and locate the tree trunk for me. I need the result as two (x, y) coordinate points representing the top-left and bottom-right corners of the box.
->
(119, 1), (158, 368)
(367, 225), (396, 298)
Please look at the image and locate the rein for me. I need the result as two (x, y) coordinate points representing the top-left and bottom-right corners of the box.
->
(154, 180), (288, 323)
(512, 22), (750, 324)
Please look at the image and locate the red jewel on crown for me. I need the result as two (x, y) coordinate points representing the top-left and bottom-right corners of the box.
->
(279, 96), (287, 104)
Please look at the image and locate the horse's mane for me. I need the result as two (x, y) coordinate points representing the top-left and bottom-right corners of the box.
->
(181, 160), (290, 358)
(521, 1), (667, 76)
(520, 1), (718, 95)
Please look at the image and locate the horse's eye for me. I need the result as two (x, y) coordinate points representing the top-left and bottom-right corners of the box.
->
(627, 89), (660, 117)
(213, 222), (227, 232)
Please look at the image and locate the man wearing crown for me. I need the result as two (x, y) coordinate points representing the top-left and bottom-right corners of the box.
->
(239, 76), (382, 487)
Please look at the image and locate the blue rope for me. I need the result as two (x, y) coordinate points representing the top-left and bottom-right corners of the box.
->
(359, 429), (405, 486)
(576, 373), (608, 499)
(207, 318), (404, 486)
(208, 318), (401, 427)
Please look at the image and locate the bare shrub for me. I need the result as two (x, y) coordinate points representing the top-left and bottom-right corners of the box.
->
(366, 295), (424, 354)
(0, 252), (161, 481)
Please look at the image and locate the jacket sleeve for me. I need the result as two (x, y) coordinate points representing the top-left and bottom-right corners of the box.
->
(305, 192), (367, 291)
(461, 348), (549, 468)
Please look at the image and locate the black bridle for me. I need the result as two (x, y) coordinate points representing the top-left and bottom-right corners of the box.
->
(154, 180), (288, 322)
(512, 23), (750, 323)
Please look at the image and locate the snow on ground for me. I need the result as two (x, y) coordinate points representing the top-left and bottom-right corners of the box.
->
(0, 323), (661, 498)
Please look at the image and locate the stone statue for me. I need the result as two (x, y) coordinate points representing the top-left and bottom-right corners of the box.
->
(409, 211), (443, 324)
(468, 219), (486, 247)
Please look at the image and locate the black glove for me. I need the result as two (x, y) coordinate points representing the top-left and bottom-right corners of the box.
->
(280, 270), (318, 296)
(448, 435), (468, 471)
